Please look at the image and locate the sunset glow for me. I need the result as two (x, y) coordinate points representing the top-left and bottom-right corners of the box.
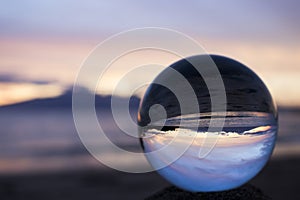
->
(0, 83), (64, 106)
(0, 1), (299, 106)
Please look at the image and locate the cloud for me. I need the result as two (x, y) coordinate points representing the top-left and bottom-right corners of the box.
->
(0, 74), (65, 106)
(0, 73), (54, 85)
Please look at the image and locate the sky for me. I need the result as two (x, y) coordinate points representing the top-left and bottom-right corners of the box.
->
(0, 0), (299, 106)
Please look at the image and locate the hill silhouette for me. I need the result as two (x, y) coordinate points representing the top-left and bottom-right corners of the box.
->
(0, 88), (297, 114)
(0, 88), (140, 111)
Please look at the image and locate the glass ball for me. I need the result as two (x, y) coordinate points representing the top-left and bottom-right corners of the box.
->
(138, 55), (277, 192)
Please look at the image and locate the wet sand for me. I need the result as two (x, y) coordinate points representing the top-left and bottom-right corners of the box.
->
(0, 156), (298, 200)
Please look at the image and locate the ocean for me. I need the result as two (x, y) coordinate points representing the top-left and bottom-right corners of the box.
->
(0, 107), (299, 174)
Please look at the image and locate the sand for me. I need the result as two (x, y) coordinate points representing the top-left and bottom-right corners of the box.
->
(0, 156), (298, 200)
(146, 184), (271, 200)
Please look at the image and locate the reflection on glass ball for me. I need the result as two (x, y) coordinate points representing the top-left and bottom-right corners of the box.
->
(138, 55), (277, 192)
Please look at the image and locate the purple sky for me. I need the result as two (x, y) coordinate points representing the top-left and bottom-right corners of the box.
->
(1, 0), (299, 42)
(0, 0), (299, 105)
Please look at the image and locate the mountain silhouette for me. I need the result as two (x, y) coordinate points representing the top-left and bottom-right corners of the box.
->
(0, 88), (140, 111)
(0, 88), (297, 114)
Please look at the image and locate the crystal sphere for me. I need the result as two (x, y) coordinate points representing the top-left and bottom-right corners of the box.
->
(138, 55), (277, 192)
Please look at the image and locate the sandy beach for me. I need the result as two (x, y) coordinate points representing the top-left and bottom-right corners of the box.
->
(0, 155), (298, 200)
(0, 103), (298, 199)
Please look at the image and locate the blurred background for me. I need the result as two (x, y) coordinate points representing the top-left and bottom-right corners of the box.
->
(0, 0), (299, 199)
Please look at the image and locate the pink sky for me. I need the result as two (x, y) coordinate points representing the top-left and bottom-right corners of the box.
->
(0, 0), (299, 106)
